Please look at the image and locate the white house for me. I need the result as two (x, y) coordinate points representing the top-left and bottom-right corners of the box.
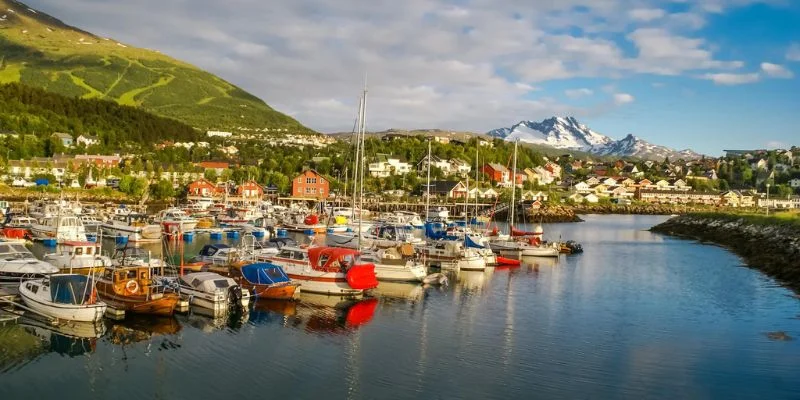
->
(448, 159), (472, 177)
(417, 155), (452, 175)
(790, 178), (800, 189)
(574, 181), (592, 194)
(584, 193), (599, 203)
(568, 193), (585, 203)
(369, 154), (411, 178)
(207, 130), (233, 138)
(76, 134), (100, 147)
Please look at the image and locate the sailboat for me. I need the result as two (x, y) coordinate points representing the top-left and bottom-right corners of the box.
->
(487, 140), (560, 258)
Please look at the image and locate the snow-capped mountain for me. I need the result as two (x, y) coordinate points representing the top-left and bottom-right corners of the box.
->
(488, 117), (702, 161)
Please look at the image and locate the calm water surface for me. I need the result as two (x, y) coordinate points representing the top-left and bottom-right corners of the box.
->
(2, 215), (799, 399)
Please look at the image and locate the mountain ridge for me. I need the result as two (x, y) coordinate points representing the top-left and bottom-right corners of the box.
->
(488, 117), (703, 161)
(0, 0), (314, 135)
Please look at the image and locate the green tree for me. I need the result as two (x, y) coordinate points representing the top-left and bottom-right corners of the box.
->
(150, 179), (176, 200)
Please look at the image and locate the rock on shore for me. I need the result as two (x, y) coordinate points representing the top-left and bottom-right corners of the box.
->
(651, 214), (800, 291)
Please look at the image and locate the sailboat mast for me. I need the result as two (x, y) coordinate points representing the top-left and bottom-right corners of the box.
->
(425, 139), (431, 222)
(510, 140), (518, 228)
(351, 96), (364, 221)
(474, 141), (479, 219)
(357, 84), (368, 248)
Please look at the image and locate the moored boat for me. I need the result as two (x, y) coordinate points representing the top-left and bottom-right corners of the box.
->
(0, 242), (59, 283)
(177, 272), (250, 313)
(101, 213), (161, 242)
(42, 241), (111, 275)
(267, 246), (378, 296)
(30, 215), (87, 243)
(359, 245), (427, 282)
(155, 208), (199, 235)
(96, 254), (180, 316)
(223, 262), (299, 300)
(19, 274), (107, 322)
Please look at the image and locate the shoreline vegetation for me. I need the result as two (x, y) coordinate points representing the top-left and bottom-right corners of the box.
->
(651, 211), (800, 292)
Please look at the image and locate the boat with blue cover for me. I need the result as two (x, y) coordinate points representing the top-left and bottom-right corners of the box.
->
(19, 274), (107, 322)
(223, 262), (300, 300)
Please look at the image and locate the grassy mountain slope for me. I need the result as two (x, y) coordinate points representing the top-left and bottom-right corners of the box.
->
(0, 0), (313, 134)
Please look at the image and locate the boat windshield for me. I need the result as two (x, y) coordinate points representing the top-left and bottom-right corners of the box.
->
(0, 243), (32, 257)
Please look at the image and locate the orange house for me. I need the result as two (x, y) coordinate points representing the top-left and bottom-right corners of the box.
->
(292, 169), (329, 199)
(237, 180), (264, 198)
(188, 179), (221, 196)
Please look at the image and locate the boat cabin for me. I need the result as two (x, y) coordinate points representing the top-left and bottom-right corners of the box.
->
(24, 274), (96, 306)
(101, 265), (156, 295)
(5, 215), (36, 227)
(111, 213), (151, 226)
(58, 241), (101, 257)
(0, 242), (34, 258)
(180, 272), (239, 292)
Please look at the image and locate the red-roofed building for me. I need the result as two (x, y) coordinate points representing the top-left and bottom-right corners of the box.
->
(188, 179), (222, 197)
(197, 161), (230, 176)
(292, 169), (329, 199)
(237, 180), (264, 198)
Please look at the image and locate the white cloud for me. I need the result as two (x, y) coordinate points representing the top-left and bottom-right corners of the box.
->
(765, 140), (787, 149)
(760, 62), (793, 78)
(702, 73), (760, 85)
(628, 8), (666, 22)
(613, 93), (635, 105)
(788, 43), (800, 61)
(17, 0), (764, 132)
(565, 88), (593, 98)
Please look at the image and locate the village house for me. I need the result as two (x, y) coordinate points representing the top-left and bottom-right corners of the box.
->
(197, 161), (230, 176)
(51, 132), (74, 147)
(417, 155), (452, 175)
(482, 163), (511, 186)
(574, 181), (592, 194)
(369, 154), (411, 178)
(637, 190), (719, 205)
(76, 135), (100, 147)
(188, 179), (222, 197)
(424, 180), (467, 199)
(69, 154), (122, 168)
(584, 193), (600, 203)
(568, 193), (585, 203)
(207, 130), (233, 138)
(237, 180), (264, 198)
(544, 162), (562, 179)
(292, 169), (329, 199)
(448, 159), (472, 177)
(602, 177), (618, 186)
(585, 176), (601, 186)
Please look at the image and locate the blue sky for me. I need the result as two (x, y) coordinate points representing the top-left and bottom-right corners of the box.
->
(22, 0), (800, 155)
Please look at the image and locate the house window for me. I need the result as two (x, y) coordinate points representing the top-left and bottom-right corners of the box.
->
(305, 187), (316, 194)
(306, 177), (317, 184)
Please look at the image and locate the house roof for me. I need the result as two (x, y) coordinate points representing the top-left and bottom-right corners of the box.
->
(426, 180), (463, 193)
(52, 132), (72, 140)
(485, 163), (509, 173)
(198, 161), (230, 169)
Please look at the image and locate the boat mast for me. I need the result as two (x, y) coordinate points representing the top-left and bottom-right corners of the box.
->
(510, 140), (518, 229)
(425, 139), (431, 222)
(357, 82), (368, 249)
(351, 95), (364, 224)
(474, 140), (479, 221)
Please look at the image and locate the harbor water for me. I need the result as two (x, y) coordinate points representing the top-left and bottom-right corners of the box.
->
(2, 215), (799, 399)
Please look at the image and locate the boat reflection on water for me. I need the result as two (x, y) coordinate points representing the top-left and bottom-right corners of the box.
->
(372, 282), (424, 302)
(454, 268), (495, 293)
(106, 315), (181, 347)
(175, 307), (245, 333)
(249, 294), (378, 335)
(520, 255), (560, 269)
(0, 316), (104, 370)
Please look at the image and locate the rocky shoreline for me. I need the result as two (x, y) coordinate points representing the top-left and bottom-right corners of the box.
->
(651, 214), (800, 292)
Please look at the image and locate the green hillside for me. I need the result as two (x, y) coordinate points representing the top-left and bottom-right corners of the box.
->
(0, 82), (201, 158)
(0, 0), (313, 134)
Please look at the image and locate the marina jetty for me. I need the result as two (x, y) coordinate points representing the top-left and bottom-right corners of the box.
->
(651, 212), (800, 291)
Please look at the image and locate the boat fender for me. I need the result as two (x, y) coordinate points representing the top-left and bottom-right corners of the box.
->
(125, 280), (139, 295)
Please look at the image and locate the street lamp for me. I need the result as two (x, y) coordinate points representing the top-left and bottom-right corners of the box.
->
(766, 183), (771, 216)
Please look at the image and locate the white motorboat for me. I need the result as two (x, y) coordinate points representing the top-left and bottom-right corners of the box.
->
(79, 215), (102, 235)
(218, 207), (264, 227)
(326, 223), (423, 249)
(42, 241), (112, 275)
(191, 244), (243, 266)
(267, 246), (378, 296)
(417, 241), (486, 271)
(488, 240), (560, 258)
(30, 215), (87, 243)
(359, 245), (427, 282)
(155, 208), (199, 235)
(177, 272), (250, 313)
(101, 213), (161, 242)
(0, 242), (60, 283)
(19, 274), (107, 322)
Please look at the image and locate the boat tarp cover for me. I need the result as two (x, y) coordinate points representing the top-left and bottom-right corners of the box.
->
(199, 244), (229, 257)
(465, 236), (484, 249)
(424, 222), (458, 241)
(241, 263), (291, 285)
(50, 275), (92, 305)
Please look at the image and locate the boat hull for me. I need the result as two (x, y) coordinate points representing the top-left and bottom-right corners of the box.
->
(19, 281), (107, 322)
(96, 286), (179, 316)
(374, 262), (427, 282)
(248, 282), (300, 300)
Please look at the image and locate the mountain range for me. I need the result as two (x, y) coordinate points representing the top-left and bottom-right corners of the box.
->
(0, 0), (312, 134)
(488, 117), (702, 161)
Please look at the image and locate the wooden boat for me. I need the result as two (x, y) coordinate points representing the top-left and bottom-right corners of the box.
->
(95, 255), (180, 316)
(221, 262), (300, 300)
(19, 274), (107, 322)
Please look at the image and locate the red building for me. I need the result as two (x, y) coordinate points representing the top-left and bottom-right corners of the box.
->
(237, 180), (264, 198)
(188, 179), (222, 197)
(292, 169), (329, 199)
(481, 163), (510, 184)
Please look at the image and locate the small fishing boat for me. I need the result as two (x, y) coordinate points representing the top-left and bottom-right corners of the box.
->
(267, 247), (378, 296)
(19, 274), (107, 322)
(30, 215), (87, 242)
(155, 208), (199, 235)
(177, 272), (250, 313)
(101, 213), (161, 242)
(326, 223), (423, 249)
(279, 213), (327, 234)
(79, 215), (102, 235)
(359, 245), (427, 282)
(2, 215), (36, 240)
(224, 262), (300, 300)
(0, 242), (59, 283)
(96, 252), (180, 316)
(42, 241), (111, 275)
(417, 241), (486, 271)
(191, 244), (242, 266)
